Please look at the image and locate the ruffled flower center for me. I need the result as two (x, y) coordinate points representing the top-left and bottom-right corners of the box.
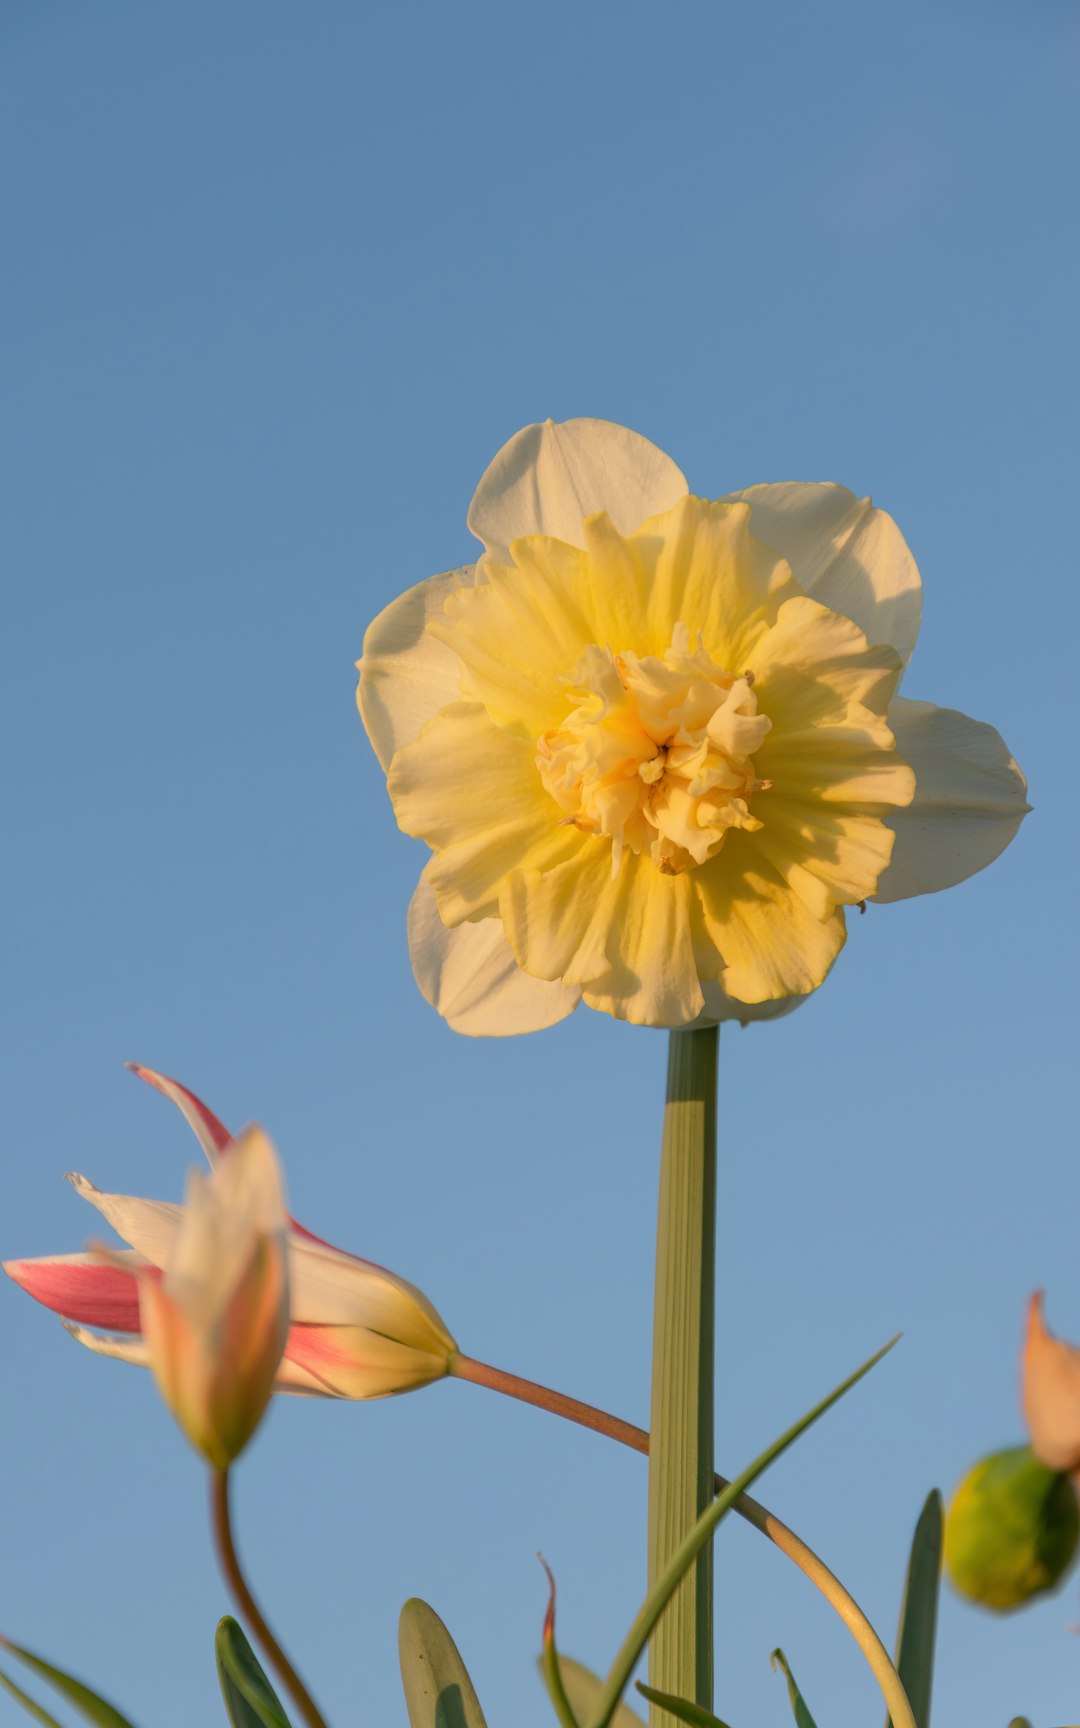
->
(536, 624), (772, 875)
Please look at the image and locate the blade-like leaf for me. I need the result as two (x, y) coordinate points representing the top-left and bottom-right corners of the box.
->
(537, 1658), (643, 1728)
(770, 1650), (818, 1728)
(215, 1618), (293, 1728)
(587, 1338), (897, 1728)
(538, 1561), (582, 1728)
(0, 1638), (141, 1728)
(0, 1668), (66, 1728)
(635, 1680), (734, 1727)
(399, 1599), (488, 1728)
(887, 1491), (942, 1728)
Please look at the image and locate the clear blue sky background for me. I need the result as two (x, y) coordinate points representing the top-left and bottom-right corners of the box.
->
(2, 3), (1077, 1725)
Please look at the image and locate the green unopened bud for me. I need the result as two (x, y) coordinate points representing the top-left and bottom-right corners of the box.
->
(944, 1445), (1080, 1611)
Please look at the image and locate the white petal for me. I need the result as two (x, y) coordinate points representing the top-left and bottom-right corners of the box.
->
(467, 418), (687, 564)
(874, 697), (1029, 902)
(63, 1318), (333, 1398)
(358, 565), (479, 769)
(63, 1319), (151, 1367)
(288, 1235), (454, 1354)
(725, 482), (922, 663)
(408, 877), (579, 1036)
(694, 982), (808, 1027)
(67, 1172), (182, 1265)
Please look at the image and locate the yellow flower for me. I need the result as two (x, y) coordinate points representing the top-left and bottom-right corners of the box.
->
(359, 419), (1028, 1032)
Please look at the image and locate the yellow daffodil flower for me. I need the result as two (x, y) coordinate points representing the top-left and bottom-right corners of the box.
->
(359, 418), (1028, 1032)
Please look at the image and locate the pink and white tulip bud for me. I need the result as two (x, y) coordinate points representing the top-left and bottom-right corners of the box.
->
(103, 1126), (290, 1471)
(1023, 1292), (1080, 1474)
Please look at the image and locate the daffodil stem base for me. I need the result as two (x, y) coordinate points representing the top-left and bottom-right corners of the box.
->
(211, 1469), (330, 1728)
(647, 1026), (717, 1717)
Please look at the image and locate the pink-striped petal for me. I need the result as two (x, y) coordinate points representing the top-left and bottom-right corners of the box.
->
(128, 1063), (374, 1268)
(127, 1062), (232, 1163)
(3, 1252), (146, 1331)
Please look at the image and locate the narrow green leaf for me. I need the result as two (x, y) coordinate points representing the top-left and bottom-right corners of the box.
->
(399, 1599), (489, 1728)
(215, 1617), (293, 1728)
(769, 1650), (818, 1728)
(587, 1337), (897, 1728)
(635, 1679), (734, 1727)
(0, 1668), (67, 1728)
(0, 1638), (141, 1728)
(887, 1491), (942, 1728)
(538, 1561), (582, 1728)
(537, 1657), (644, 1728)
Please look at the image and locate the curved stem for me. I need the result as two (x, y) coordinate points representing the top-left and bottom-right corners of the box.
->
(451, 1356), (916, 1728)
(210, 1469), (330, 1728)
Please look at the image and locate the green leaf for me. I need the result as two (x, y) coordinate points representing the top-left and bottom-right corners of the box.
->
(215, 1617), (293, 1728)
(635, 1679), (734, 1726)
(769, 1650), (818, 1728)
(539, 1657), (643, 1728)
(586, 1337), (897, 1728)
(537, 1562), (583, 1728)
(0, 1667), (67, 1728)
(399, 1599), (489, 1728)
(888, 1491), (942, 1728)
(0, 1638), (141, 1728)
(1005, 1719), (1033, 1727)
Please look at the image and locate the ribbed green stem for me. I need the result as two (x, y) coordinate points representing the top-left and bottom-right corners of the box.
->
(647, 1027), (718, 1721)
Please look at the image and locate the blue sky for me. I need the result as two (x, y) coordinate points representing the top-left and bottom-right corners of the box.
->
(2, 2), (1078, 1724)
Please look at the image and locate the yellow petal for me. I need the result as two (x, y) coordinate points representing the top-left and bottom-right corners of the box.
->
(467, 417), (687, 564)
(755, 803), (900, 912)
(432, 538), (597, 735)
(693, 839), (847, 1002)
(407, 878), (579, 1036)
(725, 481), (922, 663)
(874, 698), (1030, 902)
(389, 702), (581, 923)
(284, 1324), (450, 1400)
(636, 495), (799, 666)
(752, 595), (905, 729)
(502, 847), (704, 1027)
(694, 981), (808, 1026)
(1023, 1293), (1080, 1473)
(358, 565), (478, 770)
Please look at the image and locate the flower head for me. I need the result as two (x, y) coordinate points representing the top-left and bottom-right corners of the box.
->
(100, 1125), (289, 1469)
(359, 419), (1028, 1033)
(943, 1293), (1080, 1611)
(4, 1065), (457, 1407)
(944, 1445), (1079, 1611)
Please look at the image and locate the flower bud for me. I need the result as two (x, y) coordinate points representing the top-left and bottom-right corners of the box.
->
(1022, 1291), (1080, 1472)
(102, 1126), (289, 1470)
(944, 1445), (1080, 1610)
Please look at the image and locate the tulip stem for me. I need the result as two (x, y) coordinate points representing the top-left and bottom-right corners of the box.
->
(450, 1355), (916, 1728)
(211, 1469), (330, 1728)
